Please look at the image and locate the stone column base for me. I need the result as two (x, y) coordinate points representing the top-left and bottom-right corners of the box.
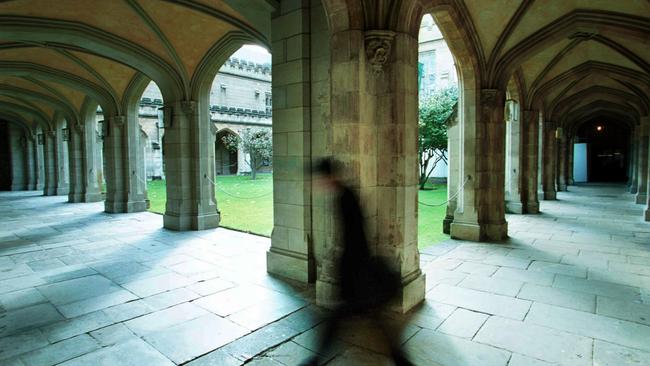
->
(36, 183), (44, 190)
(541, 191), (557, 200)
(557, 183), (567, 191)
(11, 184), (24, 191)
(635, 194), (647, 205)
(523, 201), (540, 214)
(505, 201), (524, 214)
(55, 187), (69, 196)
(267, 247), (314, 283)
(645, 208), (650, 222)
(568, 179), (574, 185)
(630, 186), (638, 194)
(105, 200), (147, 213)
(68, 193), (85, 203)
(315, 271), (426, 314)
(163, 211), (220, 231)
(27, 183), (38, 190)
(83, 192), (104, 203)
(43, 187), (57, 196)
(442, 215), (454, 234)
(450, 221), (508, 241)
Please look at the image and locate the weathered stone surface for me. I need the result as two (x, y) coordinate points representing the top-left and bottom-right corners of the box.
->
(427, 284), (531, 320)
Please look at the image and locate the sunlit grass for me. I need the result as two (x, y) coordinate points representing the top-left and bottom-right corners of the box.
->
(147, 175), (449, 247)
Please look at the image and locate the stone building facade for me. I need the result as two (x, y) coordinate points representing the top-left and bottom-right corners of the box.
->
(135, 46), (272, 179)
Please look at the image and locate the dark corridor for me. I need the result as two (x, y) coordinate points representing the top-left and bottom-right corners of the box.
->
(576, 120), (630, 182)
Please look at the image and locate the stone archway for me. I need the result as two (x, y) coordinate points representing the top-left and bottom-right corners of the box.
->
(215, 129), (238, 175)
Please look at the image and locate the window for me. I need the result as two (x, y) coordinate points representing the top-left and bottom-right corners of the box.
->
(265, 92), (272, 115)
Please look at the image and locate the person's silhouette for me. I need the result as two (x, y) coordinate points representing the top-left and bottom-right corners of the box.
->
(301, 158), (414, 366)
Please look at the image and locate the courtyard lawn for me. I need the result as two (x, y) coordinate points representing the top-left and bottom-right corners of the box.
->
(147, 175), (449, 248)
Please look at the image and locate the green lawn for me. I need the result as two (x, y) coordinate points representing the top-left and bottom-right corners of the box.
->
(147, 175), (449, 248)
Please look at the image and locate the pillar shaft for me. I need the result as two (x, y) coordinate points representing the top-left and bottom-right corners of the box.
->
(68, 124), (85, 202)
(444, 110), (460, 232)
(557, 136), (567, 191)
(54, 126), (69, 195)
(315, 26), (425, 313)
(635, 117), (649, 204)
(520, 110), (540, 213)
(35, 133), (44, 191)
(450, 89), (508, 241)
(630, 129), (639, 193)
(541, 124), (557, 200)
(43, 131), (57, 196)
(266, 2), (315, 283)
(162, 101), (220, 230)
(504, 107), (523, 214)
(567, 138), (574, 185)
(104, 115), (146, 213)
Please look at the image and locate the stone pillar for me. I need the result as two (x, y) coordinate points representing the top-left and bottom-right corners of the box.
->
(450, 89), (508, 241)
(630, 127), (639, 194)
(645, 128), (650, 220)
(24, 135), (37, 190)
(68, 123), (84, 202)
(35, 133), (44, 190)
(43, 131), (57, 196)
(541, 123), (557, 200)
(266, 2), (315, 282)
(567, 137), (574, 185)
(557, 135), (567, 191)
(162, 101), (220, 230)
(8, 125), (26, 191)
(505, 107), (523, 214)
(54, 126), (69, 195)
(635, 117), (649, 204)
(443, 109), (460, 233)
(104, 115), (147, 213)
(315, 25), (425, 312)
(521, 110), (539, 213)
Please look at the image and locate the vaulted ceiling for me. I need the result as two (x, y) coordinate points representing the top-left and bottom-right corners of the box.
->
(451, 0), (650, 132)
(0, 0), (274, 133)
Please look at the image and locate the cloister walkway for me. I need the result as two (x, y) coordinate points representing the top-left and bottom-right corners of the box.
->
(1, 184), (649, 365)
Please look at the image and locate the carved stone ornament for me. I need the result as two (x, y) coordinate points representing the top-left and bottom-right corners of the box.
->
(181, 101), (197, 116)
(364, 30), (396, 74)
(112, 116), (126, 126)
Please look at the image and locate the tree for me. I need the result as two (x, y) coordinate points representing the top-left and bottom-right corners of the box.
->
(418, 86), (458, 189)
(222, 127), (272, 180)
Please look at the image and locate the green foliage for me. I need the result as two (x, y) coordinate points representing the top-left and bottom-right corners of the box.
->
(418, 86), (458, 189)
(222, 127), (272, 180)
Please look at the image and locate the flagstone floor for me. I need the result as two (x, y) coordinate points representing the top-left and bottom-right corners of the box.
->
(1, 184), (649, 365)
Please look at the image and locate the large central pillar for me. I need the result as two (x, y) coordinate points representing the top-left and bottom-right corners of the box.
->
(450, 89), (508, 241)
(69, 120), (103, 203)
(635, 117), (649, 204)
(520, 110), (540, 213)
(504, 104), (523, 214)
(541, 122), (557, 200)
(162, 101), (220, 230)
(104, 115), (147, 213)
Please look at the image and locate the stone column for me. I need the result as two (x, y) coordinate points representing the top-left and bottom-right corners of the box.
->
(635, 117), (649, 204)
(162, 101), (220, 230)
(504, 108), (523, 214)
(645, 128), (650, 220)
(450, 89), (508, 241)
(520, 110), (540, 213)
(54, 126), (69, 195)
(8, 125), (26, 191)
(104, 115), (147, 213)
(443, 109), (460, 233)
(541, 123), (557, 200)
(68, 123), (84, 202)
(567, 137), (574, 185)
(35, 132), (44, 191)
(83, 120), (103, 202)
(266, 2), (315, 282)
(315, 26), (425, 312)
(557, 134), (567, 191)
(630, 127), (639, 194)
(24, 135), (37, 190)
(43, 131), (57, 196)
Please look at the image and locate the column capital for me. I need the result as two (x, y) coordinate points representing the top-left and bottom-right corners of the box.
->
(480, 89), (505, 106)
(181, 100), (197, 116)
(364, 30), (395, 74)
(110, 115), (126, 126)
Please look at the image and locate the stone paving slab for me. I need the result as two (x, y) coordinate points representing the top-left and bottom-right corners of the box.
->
(1, 185), (650, 365)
